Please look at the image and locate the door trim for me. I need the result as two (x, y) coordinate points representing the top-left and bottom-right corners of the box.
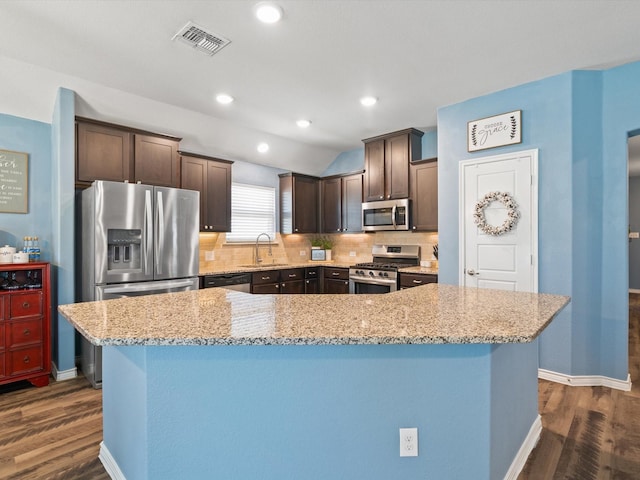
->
(458, 149), (539, 291)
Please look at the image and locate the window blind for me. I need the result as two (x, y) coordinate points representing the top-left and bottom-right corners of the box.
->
(226, 183), (276, 243)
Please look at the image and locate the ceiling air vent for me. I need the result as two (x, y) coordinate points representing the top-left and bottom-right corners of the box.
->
(172, 21), (231, 56)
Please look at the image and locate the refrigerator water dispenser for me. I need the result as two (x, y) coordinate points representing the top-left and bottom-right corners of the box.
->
(107, 229), (142, 272)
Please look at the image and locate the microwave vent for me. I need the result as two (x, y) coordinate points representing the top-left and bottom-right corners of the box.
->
(172, 21), (231, 56)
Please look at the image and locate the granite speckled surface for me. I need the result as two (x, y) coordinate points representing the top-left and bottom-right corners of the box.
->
(199, 261), (354, 275)
(398, 266), (439, 275)
(59, 284), (568, 347)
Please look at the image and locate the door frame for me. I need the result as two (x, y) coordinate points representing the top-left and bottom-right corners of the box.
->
(458, 149), (539, 291)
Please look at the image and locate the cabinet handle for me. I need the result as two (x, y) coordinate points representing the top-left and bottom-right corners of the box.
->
(332, 272), (340, 276)
(288, 274), (297, 278)
(379, 195), (383, 199)
(23, 302), (30, 309)
(23, 355), (30, 364)
(23, 328), (31, 336)
(306, 280), (310, 284)
(295, 228), (299, 232)
(275, 284), (279, 289)
(387, 195), (390, 199)
(261, 276), (271, 280)
(412, 226), (417, 230)
(412, 280), (423, 284)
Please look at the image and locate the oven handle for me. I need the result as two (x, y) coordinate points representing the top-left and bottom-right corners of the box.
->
(349, 276), (398, 287)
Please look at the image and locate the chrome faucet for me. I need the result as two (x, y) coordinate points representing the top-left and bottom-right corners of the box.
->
(255, 233), (272, 264)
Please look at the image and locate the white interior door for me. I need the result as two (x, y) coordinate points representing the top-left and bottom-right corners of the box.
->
(459, 149), (538, 292)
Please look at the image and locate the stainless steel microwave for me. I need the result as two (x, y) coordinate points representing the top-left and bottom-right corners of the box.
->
(362, 199), (410, 231)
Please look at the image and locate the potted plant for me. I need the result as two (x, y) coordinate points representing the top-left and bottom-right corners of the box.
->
(311, 236), (333, 261)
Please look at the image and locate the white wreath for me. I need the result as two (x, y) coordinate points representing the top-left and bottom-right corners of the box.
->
(473, 191), (520, 236)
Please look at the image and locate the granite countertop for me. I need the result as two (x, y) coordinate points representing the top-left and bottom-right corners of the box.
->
(59, 285), (569, 347)
(397, 266), (439, 275)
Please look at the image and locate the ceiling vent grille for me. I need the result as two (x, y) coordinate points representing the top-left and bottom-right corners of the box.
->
(172, 21), (231, 56)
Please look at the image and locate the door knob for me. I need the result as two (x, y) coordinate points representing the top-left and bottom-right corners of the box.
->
(466, 269), (478, 276)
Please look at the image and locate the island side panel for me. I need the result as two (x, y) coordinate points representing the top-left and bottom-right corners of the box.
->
(101, 343), (504, 479)
(490, 340), (540, 479)
(102, 346), (149, 480)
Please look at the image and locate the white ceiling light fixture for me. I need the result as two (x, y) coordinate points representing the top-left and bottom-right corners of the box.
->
(254, 2), (283, 24)
(360, 96), (378, 107)
(216, 93), (234, 104)
(257, 142), (270, 153)
(296, 119), (311, 128)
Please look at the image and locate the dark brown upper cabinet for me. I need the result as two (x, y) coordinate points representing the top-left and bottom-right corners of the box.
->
(75, 117), (181, 189)
(410, 158), (438, 231)
(279, 173), (319, 234)
(76, 121), (133, 185)
(180, 152), (233, 232)
(363, 128), (423, 202)
(322, 173), (363, 233)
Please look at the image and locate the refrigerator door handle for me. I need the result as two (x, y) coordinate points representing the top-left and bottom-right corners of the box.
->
(156, 190), (164, 275)
(144, 189), (153, 276)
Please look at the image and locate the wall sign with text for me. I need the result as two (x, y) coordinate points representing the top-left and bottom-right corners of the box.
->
(0, 149), (28, 214)
(467, 110), (522, 152)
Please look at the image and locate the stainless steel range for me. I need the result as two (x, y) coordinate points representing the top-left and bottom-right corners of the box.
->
(349, 245), (420, 294)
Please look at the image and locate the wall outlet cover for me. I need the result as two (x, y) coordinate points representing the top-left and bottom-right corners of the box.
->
(300, 250), (306, 256)
(399, 427), (418, 457)
(205, 250), (215, 261)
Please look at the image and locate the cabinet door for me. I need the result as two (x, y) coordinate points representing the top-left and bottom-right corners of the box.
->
(342, 174), (363, 233)
(281, 280), (305, 294)
(399, 273), (438, 289)
(385, 133), (410, 200)
(180, 156), (207, 230)
(252, 283), (280, 294)
(364, 139), (385, 201)
(410, 160), (438, 231)
(206, 160), (232, 232)
(293, 176), (319, 233)
(324, 278), (350, 294)
(135, 134), (180, 187)
(322, 177), (342, 233)
(305, 278), (319, 294)
(76, 122), (133, 185)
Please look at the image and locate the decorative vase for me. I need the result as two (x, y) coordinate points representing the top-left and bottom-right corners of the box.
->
(325, 249), (332, 261)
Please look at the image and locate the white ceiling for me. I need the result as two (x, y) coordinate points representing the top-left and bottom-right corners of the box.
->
(2, 0), (640, 176)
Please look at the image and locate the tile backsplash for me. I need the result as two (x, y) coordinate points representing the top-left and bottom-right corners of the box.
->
(199, 231), (438, 272)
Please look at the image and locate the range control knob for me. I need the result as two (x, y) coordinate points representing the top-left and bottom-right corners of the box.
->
(369, 271), (375, 277)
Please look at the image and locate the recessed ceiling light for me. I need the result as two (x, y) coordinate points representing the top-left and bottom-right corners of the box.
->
(216, 93), (234, 104)
(296, 119), (311, 128)
(254, 2), (283, 23)
(257, 142), (270, 153)
(360, 96), (377, 107)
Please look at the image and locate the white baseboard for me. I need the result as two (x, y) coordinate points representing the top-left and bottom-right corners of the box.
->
(51, 362), (77, 381)
(629, 289), (640, 294)
(503, 415), (542, 480)
(538, 368), (632, 391)
(99, 441), (126, 480)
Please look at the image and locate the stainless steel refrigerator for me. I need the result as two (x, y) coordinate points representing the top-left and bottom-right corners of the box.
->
(78, 180), (200, 388)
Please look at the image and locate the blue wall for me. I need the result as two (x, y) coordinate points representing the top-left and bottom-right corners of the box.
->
(438, 64), (638, 381)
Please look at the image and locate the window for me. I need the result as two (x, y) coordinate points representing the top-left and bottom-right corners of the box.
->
(226, 183), (276, 243)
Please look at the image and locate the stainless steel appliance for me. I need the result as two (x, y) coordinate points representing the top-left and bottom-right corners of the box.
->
(362, 198), (410, 231)
(349, 244), (420, 294)
(78, 180), (200, 387)
(201, 273), (252, 293)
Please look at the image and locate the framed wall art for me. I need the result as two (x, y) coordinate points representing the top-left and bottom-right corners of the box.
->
(0, 149), (28, 214)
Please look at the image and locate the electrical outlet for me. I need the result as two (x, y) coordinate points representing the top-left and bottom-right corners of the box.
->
(205, 250), (215, 261)
(399, 427), (418, 457)
(349, 251), (356, 257)
(300, 250), (306, 256)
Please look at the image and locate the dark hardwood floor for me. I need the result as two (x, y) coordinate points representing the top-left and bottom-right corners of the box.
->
(1, 296), (640, 479)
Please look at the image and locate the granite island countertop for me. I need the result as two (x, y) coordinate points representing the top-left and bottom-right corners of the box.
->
(59, 284), (569, 347)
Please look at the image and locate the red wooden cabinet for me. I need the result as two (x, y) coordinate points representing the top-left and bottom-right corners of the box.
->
(0, 262), (51, 387)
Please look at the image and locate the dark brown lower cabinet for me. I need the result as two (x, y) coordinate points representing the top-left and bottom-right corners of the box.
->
(251, 271), (280, 294)
(323, 267), (349, 294)
(305, 267), (320, 294)
(399, 273), (438, 289)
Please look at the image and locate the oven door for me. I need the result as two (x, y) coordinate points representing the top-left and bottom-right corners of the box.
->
(349, 276), (398, 294)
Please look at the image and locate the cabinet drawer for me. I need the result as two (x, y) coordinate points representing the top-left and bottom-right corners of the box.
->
(323, 267), (348, 280)
(399, 273), (438, 288)
(305, 267), (319, 279)
(8, 319), (43, 348)
(252, 271), (280, 286)
(9, 346), (43, 376)
(280, 268), (304, 281)
(10, 292), (43, 319)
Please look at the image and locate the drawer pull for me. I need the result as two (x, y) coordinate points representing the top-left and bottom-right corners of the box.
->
(23, 302), (30, 309)
(332, 272), (340, 276)
(23, 328), (31, 336)
(261, 276), (271, 281)
(412, 280), (423, 284)
(23, 355), (30, 364)
(288, 274), (297, 278)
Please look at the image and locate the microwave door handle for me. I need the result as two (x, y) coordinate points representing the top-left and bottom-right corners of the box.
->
(156, 190), (164, 275)
(144, 189), (152, 276)
(392, 205), (397, 229)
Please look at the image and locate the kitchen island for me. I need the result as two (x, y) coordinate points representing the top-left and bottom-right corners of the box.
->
(60, 285), (569, 480)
